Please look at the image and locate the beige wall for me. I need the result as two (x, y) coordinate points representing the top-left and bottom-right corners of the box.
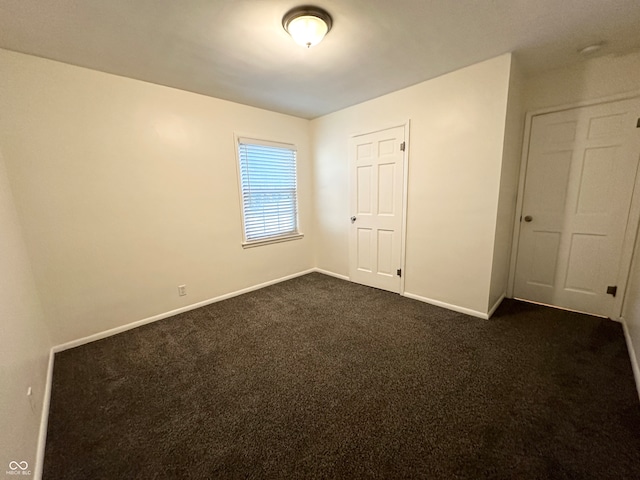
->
(524, 49), (640, 112)
(0, 147), (51, 473)
(623, 229), (640, 396)
(0, 49), (314, 345)
(488, 57), (525, 310)
(312, 54), (513, 316)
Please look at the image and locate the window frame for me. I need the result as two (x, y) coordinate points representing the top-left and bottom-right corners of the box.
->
(234, 135), (303, 248)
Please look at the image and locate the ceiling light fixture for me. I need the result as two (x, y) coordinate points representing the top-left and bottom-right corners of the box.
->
(283, 6), (332, 48)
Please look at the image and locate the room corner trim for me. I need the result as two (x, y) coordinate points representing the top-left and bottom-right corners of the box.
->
(313, 268), (349, 281)
(34, 349), (55, 480)
(403, 292), (489, 319)
(488, 293), (506, 319)
(52, 268), (316, 353)
(621, 318), (640, 401)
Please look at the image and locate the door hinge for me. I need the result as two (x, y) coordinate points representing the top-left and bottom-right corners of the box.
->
(400, 141), (406, 151)
(607, 285), (617, 297)
(397, 268), (402, 277)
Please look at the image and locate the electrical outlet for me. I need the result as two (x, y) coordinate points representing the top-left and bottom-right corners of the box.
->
(27, 386), (38, 414)
(178, 285), (187, 296)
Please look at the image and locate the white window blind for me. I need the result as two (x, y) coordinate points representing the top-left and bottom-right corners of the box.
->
(237, 137), (300, 244)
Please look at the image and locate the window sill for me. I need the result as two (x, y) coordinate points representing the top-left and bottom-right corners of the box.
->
(242, 232), (304, 249)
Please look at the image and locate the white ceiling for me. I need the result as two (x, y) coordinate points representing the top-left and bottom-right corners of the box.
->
(2, 0), (640, 119)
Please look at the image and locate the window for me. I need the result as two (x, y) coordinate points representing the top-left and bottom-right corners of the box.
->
(236, 137), (302, 247)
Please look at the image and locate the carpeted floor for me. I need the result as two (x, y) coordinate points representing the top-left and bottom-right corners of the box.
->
(43, 273), (640, 479)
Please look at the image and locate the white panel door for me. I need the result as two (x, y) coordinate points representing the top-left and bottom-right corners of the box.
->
(514, 98), (640, 317)
(349, 126), (405, 293)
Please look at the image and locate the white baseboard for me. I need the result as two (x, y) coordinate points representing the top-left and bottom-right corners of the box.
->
(37, 267), (485, 474)
(621, 318), (640, 401)
(37, 270), (639, 477)
(488, 293), (506, 319)
(403, 292), (489, 319)
(39, 268), (320, 476)
(34, 349), (54, 480)
(53, 268), (316, 353)
(313, 268), (349, 281)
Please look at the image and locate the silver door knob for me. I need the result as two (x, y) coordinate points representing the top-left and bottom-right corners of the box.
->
(524, 215), (533, 222)
(351, 216), (357, 223)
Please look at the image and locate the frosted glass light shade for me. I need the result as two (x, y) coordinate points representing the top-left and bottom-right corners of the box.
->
(287, 15), (328, 47)
(283, 7), (332, 48)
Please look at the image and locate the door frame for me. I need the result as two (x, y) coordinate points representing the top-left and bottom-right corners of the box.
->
(348, 120), (411, 295)
(507, 91), (640, 319)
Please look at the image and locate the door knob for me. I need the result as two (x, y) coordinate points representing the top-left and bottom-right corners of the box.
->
(524, 215), (533, 222)
(351, 216), (357, 223)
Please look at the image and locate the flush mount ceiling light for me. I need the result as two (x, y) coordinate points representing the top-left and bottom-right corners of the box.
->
(283, 6), (332, 48)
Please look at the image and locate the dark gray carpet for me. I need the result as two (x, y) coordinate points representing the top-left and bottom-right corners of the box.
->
(43, 273), (640, 479)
